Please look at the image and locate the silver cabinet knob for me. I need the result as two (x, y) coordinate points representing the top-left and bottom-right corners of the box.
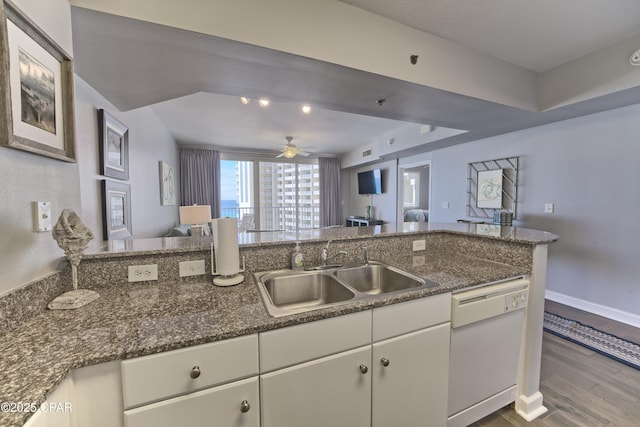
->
(380, 358), (390, 367)
(240, 400), (251, 413)
(190, 366), (201, 379)
(359, 364), (368, 374)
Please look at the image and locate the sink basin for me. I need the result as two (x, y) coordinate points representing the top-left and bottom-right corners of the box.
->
(334, 263), (429, 295)
(256, 270), (355, 317)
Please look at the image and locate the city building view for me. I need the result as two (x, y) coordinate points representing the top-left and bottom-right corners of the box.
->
(220, 160), (320, 231)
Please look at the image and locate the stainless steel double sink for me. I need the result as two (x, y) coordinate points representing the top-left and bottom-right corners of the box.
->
(254, 261), (438, 317)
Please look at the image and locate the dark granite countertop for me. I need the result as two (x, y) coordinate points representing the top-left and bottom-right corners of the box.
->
(0, 249), (530, 426)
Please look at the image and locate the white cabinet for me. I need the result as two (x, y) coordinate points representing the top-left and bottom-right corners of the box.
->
(260, 346), (372, 427)
(122, 334), (259, 427)
(124, 377), (259, 427)
(372, 324), (450, 427)
(259, 294), (452, 427)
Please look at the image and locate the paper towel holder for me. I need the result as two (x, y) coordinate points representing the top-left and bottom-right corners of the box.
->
(210, 242), (245, 286)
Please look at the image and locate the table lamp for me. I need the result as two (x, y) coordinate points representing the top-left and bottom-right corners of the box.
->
(179, 205), (211, 236)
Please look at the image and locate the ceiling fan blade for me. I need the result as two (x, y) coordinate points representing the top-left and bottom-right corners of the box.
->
(275, 152), (284, 158)
(299, 151), (311, 156)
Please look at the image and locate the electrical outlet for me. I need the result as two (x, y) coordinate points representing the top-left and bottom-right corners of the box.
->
(544, 203), (554, 214)
(179, 260), (206, 277)
(128, 264), (158, 282)
(412, 239), (426, 251)
(442, 201), (449, 209)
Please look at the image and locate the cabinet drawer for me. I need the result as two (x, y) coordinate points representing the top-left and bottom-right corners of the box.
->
(122, 334), (258, 409)
(124, 377), (259, 427)
(373, 293), (450, 341)
(260, 311), (371, 372)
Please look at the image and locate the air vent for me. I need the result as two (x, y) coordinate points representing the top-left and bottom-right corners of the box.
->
(362, 149), (372, 157)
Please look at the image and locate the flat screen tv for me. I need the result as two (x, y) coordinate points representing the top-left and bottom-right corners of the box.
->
(357, 169), (382, 194)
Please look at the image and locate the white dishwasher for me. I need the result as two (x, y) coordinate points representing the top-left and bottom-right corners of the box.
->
(447, 277), (529, 427)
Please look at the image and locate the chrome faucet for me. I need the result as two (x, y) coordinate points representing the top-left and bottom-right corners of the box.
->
(362, 246), (370, 265)
(321, 240), (347, 266)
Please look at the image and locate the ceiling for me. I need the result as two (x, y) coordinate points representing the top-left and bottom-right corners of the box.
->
(70, 2), (640, 158)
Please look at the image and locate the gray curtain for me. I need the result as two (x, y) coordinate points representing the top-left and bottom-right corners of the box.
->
(319, 157), (342, 227)
(179, 148), (221, 218)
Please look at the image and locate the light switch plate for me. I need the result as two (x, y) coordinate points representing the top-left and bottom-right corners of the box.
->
(179, 260), (206, 277)
(33, 201), (52, 232)
(544, 203), (554, 214)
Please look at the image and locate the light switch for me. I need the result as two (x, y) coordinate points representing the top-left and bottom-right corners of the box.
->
(33, 201), (52, 232)
(544, 203), (554, 214)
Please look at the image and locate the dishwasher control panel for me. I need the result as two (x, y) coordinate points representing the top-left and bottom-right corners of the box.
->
(451, 278), (530, 328)
(504, 290), (528, 312)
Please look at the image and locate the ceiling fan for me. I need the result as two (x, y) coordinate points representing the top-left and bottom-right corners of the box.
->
(276, 136), (311, 159)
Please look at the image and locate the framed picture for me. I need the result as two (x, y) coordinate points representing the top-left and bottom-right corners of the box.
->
(0, 0), (76, 162)
(159, 161), (176, 205)
(476, 169), (503, 209)
(101, 180), (132, 240)
(99, 109), (129, 180)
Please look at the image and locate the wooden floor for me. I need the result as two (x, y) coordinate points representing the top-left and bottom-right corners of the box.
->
(469, 301), (640, 427)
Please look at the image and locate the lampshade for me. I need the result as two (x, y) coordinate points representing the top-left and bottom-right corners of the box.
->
(179, 205), (211, 225)
(282, 146), (298, 158)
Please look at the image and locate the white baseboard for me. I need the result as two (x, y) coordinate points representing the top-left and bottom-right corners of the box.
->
(545, 290), (640, 329)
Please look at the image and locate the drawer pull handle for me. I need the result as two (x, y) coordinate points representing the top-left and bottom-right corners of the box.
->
(240, 400), (251, 413)
(381, 358), (390, 367)
(190, 366), (201, 379)
(359, 364), (368, 374)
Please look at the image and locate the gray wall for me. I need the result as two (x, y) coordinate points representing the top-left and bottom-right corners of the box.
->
(0, 0), (79, 296)
(427, 103), (640, 318)
(75, 78), (180, 239)
(344, 160), (398, 224)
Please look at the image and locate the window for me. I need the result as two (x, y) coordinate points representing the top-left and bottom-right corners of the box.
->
(220, 158), (319, 231)
(403, 171), (420, 207)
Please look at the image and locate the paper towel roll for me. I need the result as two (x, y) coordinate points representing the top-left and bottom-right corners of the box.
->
(212, 218), (240, 275)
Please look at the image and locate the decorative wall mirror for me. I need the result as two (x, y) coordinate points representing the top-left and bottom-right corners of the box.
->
(467, 156), (519, 220)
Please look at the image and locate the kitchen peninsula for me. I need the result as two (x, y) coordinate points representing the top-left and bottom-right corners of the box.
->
(0, 223), (557, 426)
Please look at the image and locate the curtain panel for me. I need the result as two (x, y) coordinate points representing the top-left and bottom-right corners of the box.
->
(319, 157), (342, 227)
(179, 148), (221, 218)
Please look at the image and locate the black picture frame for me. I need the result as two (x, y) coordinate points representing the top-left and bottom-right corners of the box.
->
(0, 0), (76, 162)
(101, 180), (132, 240)
(99, 109), (129, 180)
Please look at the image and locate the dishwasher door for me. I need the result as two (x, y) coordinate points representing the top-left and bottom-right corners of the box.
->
(447, 278), (529, 426)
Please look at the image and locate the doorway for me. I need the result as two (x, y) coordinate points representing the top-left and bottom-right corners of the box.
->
(397, 162), (431, 226)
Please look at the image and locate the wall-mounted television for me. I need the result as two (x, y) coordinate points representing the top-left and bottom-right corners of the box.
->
(357, 168), (382, 195)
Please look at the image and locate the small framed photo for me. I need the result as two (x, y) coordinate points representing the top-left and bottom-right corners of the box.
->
(0, 0), (76, 162)
(99, 109), (129, 180)
(159, 161), (176, 205)
(101, 180), (132, 240)
(476, 169), (503, 209)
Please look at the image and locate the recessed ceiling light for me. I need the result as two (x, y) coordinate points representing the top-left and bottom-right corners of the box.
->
(302, 105), (311, 114)
(240, 97), (250, 105)
(258, 98), (270, 107)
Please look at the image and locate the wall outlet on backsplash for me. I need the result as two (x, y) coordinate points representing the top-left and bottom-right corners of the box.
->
(128, 264), (158, 282)
(412, 239), (426, 251)
(179, 260), (206, 277)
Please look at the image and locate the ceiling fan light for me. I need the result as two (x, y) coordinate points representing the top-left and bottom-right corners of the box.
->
(240, 96), (250, 105)
(283, 146), (298, 158)
(258, 98), (270, 107)
(302, 104), (311, 114)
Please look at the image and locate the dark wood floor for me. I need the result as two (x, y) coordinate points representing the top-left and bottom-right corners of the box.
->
(469, 301), (640, 427)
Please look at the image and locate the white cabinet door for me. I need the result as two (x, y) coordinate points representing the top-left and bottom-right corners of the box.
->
(261, 346), (372, 427)
(124, 377), (259, 427)
(372, 323), (450, 427)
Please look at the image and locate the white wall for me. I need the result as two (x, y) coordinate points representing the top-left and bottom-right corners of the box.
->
(0, 0), (79, 296)
(75, 78), (179, 239)
(427, 103), (640, 318)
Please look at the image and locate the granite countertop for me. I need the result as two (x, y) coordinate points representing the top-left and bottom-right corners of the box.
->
(0, 251), (529, 426)
(82, 222), (559, 258)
